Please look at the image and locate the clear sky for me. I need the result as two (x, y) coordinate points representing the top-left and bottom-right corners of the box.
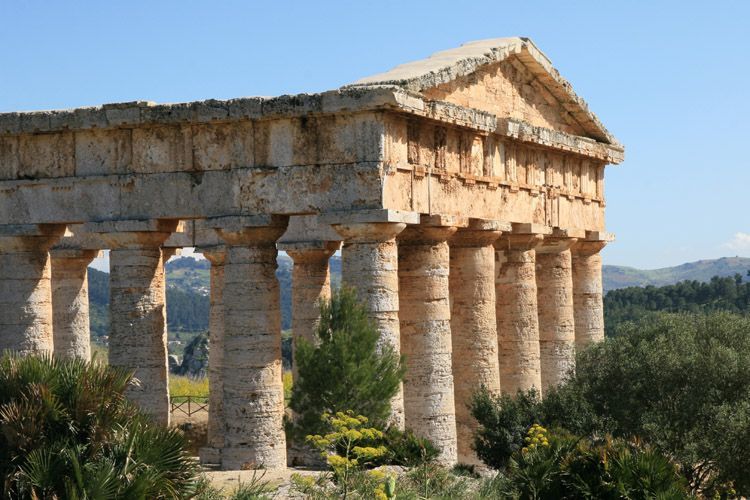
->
(2, 1), (748, 269)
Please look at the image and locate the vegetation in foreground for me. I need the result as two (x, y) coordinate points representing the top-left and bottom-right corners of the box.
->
(0, 353), (204, 499)
(473, 311), (750, 497)
(286, 287), (405, 443)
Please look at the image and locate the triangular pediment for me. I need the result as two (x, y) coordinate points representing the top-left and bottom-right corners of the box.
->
(349, 37), (619, 146)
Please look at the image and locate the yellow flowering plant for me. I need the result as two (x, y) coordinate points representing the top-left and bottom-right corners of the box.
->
(306, 411), (390, 499)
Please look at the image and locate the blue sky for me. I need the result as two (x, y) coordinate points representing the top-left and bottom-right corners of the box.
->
(2, 1), (748, 269)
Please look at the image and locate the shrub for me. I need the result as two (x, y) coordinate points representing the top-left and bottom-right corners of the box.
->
(380, 427), (439, 467)
(573, 312), (750, 494)
(486, 427), (689, 499)
(0, 353), (202, 498)
(287, 288), (405, 442)
(469, 386), (543, 469)
(472, 312), (750, 496)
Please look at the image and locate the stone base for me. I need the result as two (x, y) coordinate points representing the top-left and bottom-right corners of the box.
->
(220, 447), (286, 471)
(199, 446), (221, 466)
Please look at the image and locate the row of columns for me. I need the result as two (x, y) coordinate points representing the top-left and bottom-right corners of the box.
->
(0, 215), (607, 470)
(281, 218), (607, 466)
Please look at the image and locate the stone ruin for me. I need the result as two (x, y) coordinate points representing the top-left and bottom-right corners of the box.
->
(0, 38), (623, 469)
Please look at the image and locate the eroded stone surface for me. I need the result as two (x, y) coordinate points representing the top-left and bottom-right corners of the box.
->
(536, 240), (577, 391)
(0, 225), (65, 354)
(199, 247), (226, 465)
(398, 224), (458, 464)
(449, 226), (503, 464)
(334, 222), (407, 429)
(215, 222), (288, 470)
(50, 249), (98, 360)
(495, 233), (543, 396)
(572, 240), (607, 349)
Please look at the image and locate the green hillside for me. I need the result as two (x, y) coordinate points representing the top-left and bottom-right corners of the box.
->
(603, 256), (750, 291)
(89, 255), (750, 344)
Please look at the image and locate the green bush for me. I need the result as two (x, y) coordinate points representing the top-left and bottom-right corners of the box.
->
(485, 427), (689, 499)
(378, 427), (439, 467)
(469, 387), (543, 469)
(472, 312), (750, 496)
(0, 353), (202, 499)
(287, 288), (405, 443)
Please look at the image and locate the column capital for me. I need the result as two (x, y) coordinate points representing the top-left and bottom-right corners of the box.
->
(276, 240), (341, 262)
(208, 215), (289, 247)
(85, 219), (179, 249)
(536, 229), (582, 254)
(49, 248), (100, 262)
(333, 222), (407, 243)
(197, 245), (227, 266)
(494, 233), (544, 252)
(572, 240), (608, 256)
(398, 225), (457, 246)
(0, 224), (66, 251)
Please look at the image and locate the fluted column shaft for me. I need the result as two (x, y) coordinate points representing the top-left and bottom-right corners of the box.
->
(286, 244), (337, 379)
(0, 226), (65, 354)
(494, 234), (543, 396)
(399, 225), (458, 464)
(449, 226), (502, 464)
(536, 238), (577, 391)
(108, 238), (172, 425)
(198, 247), (226, 465)
(50, 249), (98, 360)
(334, 222), (407, 429)
(216, 222), (288, 470)
(572, 241), (607, 350)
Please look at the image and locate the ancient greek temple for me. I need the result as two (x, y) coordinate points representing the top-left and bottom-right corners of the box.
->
(0, 38), (622, 469)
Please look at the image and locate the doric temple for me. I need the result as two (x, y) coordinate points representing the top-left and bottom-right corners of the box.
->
(0, 38), (623, 469)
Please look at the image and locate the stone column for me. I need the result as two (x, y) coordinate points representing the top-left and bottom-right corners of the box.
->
(198, 246), (226, 466)
(535, 235), (578, 391)
(398, 219), (458, 464)
(449, 220), (507, 465)
(0, 224), (65, 354)
(90, 220), (178, 426)
(210, 215), (289, 470)
(571, 239), (608, 350)
(332, 219), (410, 429)
(50, 249), (99, 360)
(283, 242), (339, 378)
(494, 228), (546, 396)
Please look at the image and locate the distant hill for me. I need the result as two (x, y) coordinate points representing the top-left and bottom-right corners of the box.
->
(603, 257), (750, 292)
(88, 255), (750, 343)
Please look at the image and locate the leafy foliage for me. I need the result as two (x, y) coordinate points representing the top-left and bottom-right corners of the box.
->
(287, 288), (405, 442)
(484, 429), (689, 499)
(0, 353), (202, 499)
(306, 411), (388, 498)
(605, 272), (750, 335)
(472, 312), (750, 496)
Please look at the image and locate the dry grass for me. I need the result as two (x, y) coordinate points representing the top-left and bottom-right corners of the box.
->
(170, 374), (209, 401)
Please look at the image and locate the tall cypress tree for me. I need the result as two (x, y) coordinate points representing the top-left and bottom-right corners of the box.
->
(287, 287), (405, 440)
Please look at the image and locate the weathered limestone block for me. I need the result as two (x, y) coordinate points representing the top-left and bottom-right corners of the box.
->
(92, 220), (178, 426)
(283, 242), (338, 378)
(50, 248), (99, 360)
(571, 240), (607, 349)
(212, 216), (288, 470)
(398, 223), (458, 464)
(198, 246), (226, 465)
(332, 216), (410, 429)
(0, 224), (65, 354)
(494, 232), (544, 395)
(535, 237), (577, 391)
(449, 221), (506, 464)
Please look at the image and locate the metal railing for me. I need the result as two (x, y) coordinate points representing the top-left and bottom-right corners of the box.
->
(170, 396), (209, 416)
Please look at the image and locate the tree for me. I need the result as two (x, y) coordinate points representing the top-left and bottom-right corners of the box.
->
(473, 312), (750, 496)
(0, 353), (203, 498)
(287, 288), (405, 442)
